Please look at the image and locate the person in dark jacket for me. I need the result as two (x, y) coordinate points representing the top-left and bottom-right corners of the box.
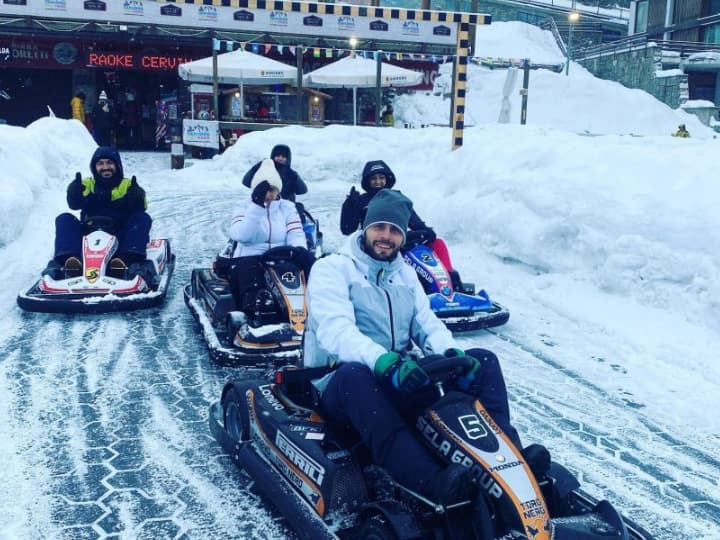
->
(92, 90), (114, 147)
(340, 160), (464, 289)
(242, 144), (308, 202)
(46, 147), (152, 278)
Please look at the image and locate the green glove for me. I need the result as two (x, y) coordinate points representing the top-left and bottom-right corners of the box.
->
(375, 352), (430, 394)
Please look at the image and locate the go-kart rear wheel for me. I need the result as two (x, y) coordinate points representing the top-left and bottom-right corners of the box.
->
(222, 386), (250, 443)
(354, 515), (398, 540)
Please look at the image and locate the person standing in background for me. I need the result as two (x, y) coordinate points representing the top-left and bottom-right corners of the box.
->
(93, 90), (115, 147)
(71, 91), (86, 124)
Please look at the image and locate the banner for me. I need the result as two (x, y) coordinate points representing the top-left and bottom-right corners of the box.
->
(183, 119), (219, 149)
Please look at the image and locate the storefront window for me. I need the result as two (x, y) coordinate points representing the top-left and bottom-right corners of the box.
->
(703, 22), (720, 43)
(635, 0), (648, 34)
(704, 0), (720, 17)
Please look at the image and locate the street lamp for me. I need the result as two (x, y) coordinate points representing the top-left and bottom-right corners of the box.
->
(566, 11), (580, 76)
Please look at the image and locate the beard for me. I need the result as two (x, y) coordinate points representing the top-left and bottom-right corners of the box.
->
(364, 237), (401, 261)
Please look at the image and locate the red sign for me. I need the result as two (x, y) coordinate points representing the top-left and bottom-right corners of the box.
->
(87, 52), (195, 70)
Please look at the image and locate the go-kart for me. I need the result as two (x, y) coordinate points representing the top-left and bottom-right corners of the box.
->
(403, 243), (509, 331)
(209, 355), (654, 540)
(184, 245), (308, 367)
(17, 216), (174, 313)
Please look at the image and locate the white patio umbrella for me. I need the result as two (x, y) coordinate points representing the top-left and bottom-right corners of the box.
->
(178, 49), (297, 119)
(303, 55), (423, 125)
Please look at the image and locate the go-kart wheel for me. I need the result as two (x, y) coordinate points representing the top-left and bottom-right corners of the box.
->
(222, 386), (250, 443)
(354, 515), (398, 540)
(226, 311), (247, 345)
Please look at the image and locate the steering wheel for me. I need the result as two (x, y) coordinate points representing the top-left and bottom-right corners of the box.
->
(262, 245), (304, 264)
(83, 215), (118, 234)
(416, 353), (475, 386)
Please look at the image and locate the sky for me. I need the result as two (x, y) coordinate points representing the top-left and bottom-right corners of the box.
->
(0, 21), (718, 540)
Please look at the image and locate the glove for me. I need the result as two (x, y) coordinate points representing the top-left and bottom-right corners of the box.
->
(68, 172), (83, 196)
(127, 176), (146, 209)
(444, 349), (481, 391)
(375, 352), (430, 394)
(251, 180), (272, 207)
(405, 228), (437, 247)
(348, 186), (360, 201)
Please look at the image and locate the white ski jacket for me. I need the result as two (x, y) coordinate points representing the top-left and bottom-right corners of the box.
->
(303, 231), (456, 381)
(228, 199), (305, 257)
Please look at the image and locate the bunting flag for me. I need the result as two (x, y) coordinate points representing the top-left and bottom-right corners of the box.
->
(396, 52), (402, 60)
(325, 48), (333, 58)
(313, 48), (321, 58)
(264, 43), (272, 54)
(290, 46), (296, 55)
(278, 45), (284, 55)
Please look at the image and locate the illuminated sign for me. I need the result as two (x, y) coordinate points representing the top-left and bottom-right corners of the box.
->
(87, 52), (194, 70)
(160, 3), (181, 16)
(303, 15), (322, 27)
(233, 9), (253, 21)
(84, 0), (106, 11)
(369, 20), (388, 31)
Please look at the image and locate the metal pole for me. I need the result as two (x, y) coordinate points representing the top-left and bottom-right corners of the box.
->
(565, 23), (573, 76)
(520, 59), (529, 125)
(375, 51), (382, 126)
(212, 38), (219, 118)
(296, 46), (303, 122)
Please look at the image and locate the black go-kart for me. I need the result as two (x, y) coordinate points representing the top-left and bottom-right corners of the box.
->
(184, 245), (308, 367)
(209, 355), (655, 540)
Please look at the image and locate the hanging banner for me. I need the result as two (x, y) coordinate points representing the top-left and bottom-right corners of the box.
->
(183, 118), (220, 149)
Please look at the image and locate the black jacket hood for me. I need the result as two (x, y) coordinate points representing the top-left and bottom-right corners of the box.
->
(90, 146), (124, 185)
(361, 160), (396, 193)
(270, 144), (292, 168)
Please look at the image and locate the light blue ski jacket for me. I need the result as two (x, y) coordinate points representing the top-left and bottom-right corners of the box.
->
(303, 231), (456, 378)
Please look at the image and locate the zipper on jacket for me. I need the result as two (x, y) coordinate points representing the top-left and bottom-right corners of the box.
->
(266, 205), (272, 251)
(377, 268), (395, 351)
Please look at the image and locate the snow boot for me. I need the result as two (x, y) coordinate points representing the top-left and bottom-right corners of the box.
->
(64, 256), (82, 279)
(108, 257), (127, 280)
(422, 463), (478, 505)
(42, 259), (64, 280)
(521, 443), (551, 481)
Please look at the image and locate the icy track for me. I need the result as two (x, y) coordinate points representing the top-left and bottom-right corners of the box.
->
(1, 149), (718, 540)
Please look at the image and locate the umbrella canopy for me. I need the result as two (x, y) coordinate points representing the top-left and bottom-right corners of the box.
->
(178, 49), (297, 85)
(303, 55), (423, 88)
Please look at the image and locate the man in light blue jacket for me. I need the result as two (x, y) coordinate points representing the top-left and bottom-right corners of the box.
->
(304, 189), (530, 505)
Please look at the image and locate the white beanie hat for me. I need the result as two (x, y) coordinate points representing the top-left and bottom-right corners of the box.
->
(98, 90), (108, 101)
(250, 159), (282, 191)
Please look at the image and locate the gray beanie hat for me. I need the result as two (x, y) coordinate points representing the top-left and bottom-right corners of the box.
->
(362, 189), (413, 245)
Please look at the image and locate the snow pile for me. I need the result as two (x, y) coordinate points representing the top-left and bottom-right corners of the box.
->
(0, 118), (96, 247)
(394, 21), (713, 137)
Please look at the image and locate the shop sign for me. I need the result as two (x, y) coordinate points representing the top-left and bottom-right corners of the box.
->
(233, 10), (253, 21)
(337, 16), (355, 31)
(3, 0), (27, 5)
(53, 42), (79, 64)
(87, 51), (194, 70)
(123, 0), (143, 16)
(369, 20), (388, 31)
(161, 4), (181, 16)
(433, 25), (451, 36)
(83, 0), (106, 11)
(198, 5), (217, 21)
(402, 21), (419, 36)
(303, 15), (322, 27)
(269, 11), (288, 27)
(0, 47), (10, 61)
(45, 0), (66, 11)
(183, 119), (219, 149)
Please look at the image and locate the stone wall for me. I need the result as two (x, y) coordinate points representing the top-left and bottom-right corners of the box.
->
(578, 45), (688, 108)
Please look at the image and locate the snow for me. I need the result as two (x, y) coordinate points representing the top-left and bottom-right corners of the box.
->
(1, 20), (718, 540)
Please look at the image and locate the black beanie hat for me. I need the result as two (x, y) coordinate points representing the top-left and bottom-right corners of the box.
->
(363, 190), (413, 245)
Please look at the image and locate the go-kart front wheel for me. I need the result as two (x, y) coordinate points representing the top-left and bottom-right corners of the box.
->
(222, 386), (250, 443)
(354, 515), (399, 540)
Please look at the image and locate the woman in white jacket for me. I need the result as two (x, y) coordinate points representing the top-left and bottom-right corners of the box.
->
(227, 159), (314, 311)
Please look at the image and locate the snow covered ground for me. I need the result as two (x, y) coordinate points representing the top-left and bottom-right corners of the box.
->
(1, 21), (719, 540)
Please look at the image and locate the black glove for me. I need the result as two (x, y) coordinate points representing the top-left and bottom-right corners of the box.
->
(405, 228), (437, 247)
(251, 180), (272, 207)
(127, 176), (146, 209)
(68, 172), (83, 196)
(348, 186), (360, 201)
